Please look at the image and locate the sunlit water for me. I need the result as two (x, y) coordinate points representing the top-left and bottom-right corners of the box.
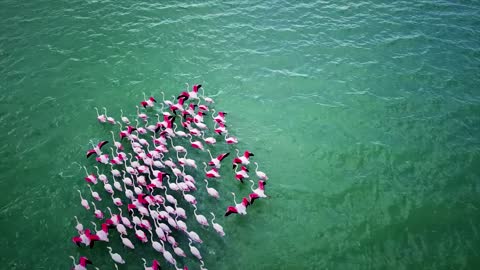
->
(1, 0), (480, 269)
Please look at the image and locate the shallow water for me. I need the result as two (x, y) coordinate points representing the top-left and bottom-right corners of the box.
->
(1, 0), (480, 269)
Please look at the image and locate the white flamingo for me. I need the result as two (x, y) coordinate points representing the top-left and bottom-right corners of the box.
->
(188, 238), (202, 260)
(77, 190), (90, 210)
(210, 212), (225, 237)
(107, 247), (125, 264)
(193, 205), (209, 226)
(204, 179), (219, 199)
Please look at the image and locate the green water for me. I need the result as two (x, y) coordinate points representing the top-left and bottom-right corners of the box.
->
(1, 0), (480, 269)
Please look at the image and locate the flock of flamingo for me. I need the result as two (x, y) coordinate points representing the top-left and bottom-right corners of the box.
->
(70, 84), (269, 270)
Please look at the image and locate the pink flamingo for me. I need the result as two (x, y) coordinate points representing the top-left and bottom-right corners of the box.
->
(83, 166), (97, 184)
(225, 133), (238, 144)
(234, 165), (249, 183)
(103, 107), (116, 124)
(207, 150), (229, 168)
(120, 109), (130, 124)
(201, 131), (216, 145)
(248, 180), (268, 204)
(142, 258), (161, 270)
(87, 185), (101, 201)
(211, 109), (227, 124)
(141, 93), (157, 108)
(232, 149), (254, 167)
(203, 162), (220, 178)
(86, 140), (108, 158)
(224, 192), (249, 216)
(110, 131), (123, 150)
(69, 256), (92, 270)
(178, 84), (201, 101)
(94, 107), (106, 123)
(136, 106), (148, 121)
(188, 134), (204, 151)
(91, 202), (104, 219)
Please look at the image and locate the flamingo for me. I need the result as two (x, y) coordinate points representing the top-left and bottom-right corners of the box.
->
(116, 223), (128, 236)
(110, 164), (121, 178)
(103, 107), (116, 124)
(182, 190), (197, 205)
(193, 118), (207, 130)
(134, 224), (148, 243)
(82, 166), (97, 185)
(170, 138), (187, 153)
(69, 256), (92, 270)
(91, 221), (109, 242)
(188, 134), (204, 151)
(248, 180), (268, 204)
(136, 105), (148, 121)
(175, 216), (188, 231)
(254, 162), (269, 180)
(141, 93), (157, 108)
(173, 123), (188, 137)
(120, 109), (130, 124)
(91, 202), (104, 219)
(149, 230), (164, 252)
(118, 208), (133, 228)
(94, 166), (108, 183)
(204, 179), (219, 199)
(234, 165), (249, 183)
(77, 190), (90, 210)
(120, 234), (135, 249)
(86, 141), (108, 158)
(201, 131), (216, 145)
(173, 245), (187, 258)
(193, 110), (205, 123)
(214, 122), (227, 135)
(201, 87), (214, 104)
(94, 107), (106, 123)
(232, 149), (254, 167)
(224, 192), (249, 216)
(170, 96), (186, 114)
(160, 240), (176, 266)
(188, 230), (202, 244)
(207, 150), (229, 168)
(192, 205), (209, 226)
(95, 153), (110, 165)
(203, 162), (220, 178)
(110, 131), (123, 151)
(111, 192), (122, 206)
(161, 91), (174, 107)
(211, 109), (227, 124)
(188, 238), (202, 260)
(107, 247), (125, 264)
(87, 185), (101, 201)
(178, 84), (201, 100)
(210, 212), (225, 237)
(73, 215), (83, 234)
(225, 133), (238, 144)
(142, 258), (161, 270)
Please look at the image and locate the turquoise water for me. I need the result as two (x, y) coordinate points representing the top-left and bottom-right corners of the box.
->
(1, 0), (480, 269)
